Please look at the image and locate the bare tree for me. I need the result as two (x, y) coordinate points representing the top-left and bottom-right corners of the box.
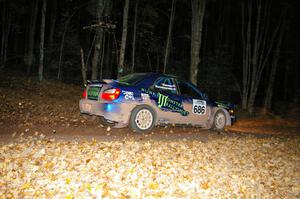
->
(91, 0), (105, 80)
(241, 0), (281, 114)
(48, 0), (57, 46)
(25, 0), (39, 75)
(38, 0), (47, 81)
(80, 48), (87, 85)
(1, 1), (12, 70)
(163, 0), (176, 74)
(131, 0), (139, 73)
(190, 0), (206, 85)
(99, 32), (106, 79)
(118, 0), (130, 78)
(263, 6), (288, 112)
(57, 11), (71, 80)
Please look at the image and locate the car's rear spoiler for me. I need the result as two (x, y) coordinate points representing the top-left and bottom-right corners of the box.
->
(87, 79), (114, 85)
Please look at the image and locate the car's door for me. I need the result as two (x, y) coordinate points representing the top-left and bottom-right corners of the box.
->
(174, 79), (210, 127)
(148, 77), (189, 124)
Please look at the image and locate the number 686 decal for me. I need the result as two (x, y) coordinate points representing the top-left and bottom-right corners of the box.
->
(192, 99), (206, 115)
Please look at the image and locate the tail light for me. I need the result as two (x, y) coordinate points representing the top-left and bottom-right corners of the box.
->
(82, 89), (87, 99)
(101, 88), (121, 101)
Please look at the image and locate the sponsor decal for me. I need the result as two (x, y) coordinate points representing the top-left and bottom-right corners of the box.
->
(122, 91), (135, 100)
(141, 93), (150, 101)
(87, 87), (101, 100)
(155, 84), (177, 91)
(141, 88), (189, 116)
(192, 99), (206, 115)
(158, 93), (168, 108)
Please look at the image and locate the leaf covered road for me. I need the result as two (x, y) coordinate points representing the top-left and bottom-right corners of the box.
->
(1, 134), (299, 198)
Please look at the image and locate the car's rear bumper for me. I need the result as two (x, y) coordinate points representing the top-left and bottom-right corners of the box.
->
(79, 99), (132, 125)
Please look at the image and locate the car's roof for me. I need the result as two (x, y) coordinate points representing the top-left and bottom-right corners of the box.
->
(130, 72), (180, 80)
(116, 72), (184, 88)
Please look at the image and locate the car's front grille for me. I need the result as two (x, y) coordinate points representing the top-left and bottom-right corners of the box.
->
(87, 86), (101, 100)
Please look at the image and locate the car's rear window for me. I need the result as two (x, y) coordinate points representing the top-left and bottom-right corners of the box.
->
(117, 73), (148, 85)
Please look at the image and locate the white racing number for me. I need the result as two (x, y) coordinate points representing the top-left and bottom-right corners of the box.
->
(192, 99), (206, 115)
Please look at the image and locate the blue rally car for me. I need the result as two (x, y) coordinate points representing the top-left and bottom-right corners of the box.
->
(79, 73), (235, 133)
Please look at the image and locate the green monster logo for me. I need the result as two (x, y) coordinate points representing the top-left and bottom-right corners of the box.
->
(140, 88), (189, 116)
(158, 93), (168, 108)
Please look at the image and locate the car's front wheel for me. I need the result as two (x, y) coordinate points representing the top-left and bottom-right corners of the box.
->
(212, 110), (227, 131)
(129, 105), (156, 133)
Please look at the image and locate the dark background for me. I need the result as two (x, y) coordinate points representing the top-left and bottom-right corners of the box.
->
(0, 0), (299, 109)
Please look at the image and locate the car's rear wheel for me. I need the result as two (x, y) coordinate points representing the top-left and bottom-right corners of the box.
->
(129, 105), (156, 133)
(212, 110), (227, 131)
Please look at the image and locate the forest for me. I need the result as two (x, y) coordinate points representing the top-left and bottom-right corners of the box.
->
(0, 0), (299, 114)
(1, 1), (300, 197)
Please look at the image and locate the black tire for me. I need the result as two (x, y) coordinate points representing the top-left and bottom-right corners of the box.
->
(212, 110), (227, 131)
(129, 105), (156, 133)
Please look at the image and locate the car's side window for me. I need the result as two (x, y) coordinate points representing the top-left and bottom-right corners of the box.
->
(153, 77), (177, 94)
(177, 80), (203, 99)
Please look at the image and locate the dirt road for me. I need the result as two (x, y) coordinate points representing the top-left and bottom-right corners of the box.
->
(0, 123), (231, 143)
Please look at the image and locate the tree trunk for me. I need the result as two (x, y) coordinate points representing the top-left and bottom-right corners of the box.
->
(57, 19), (69, 80)
(113, 32), (119, 69)
(241, 0), (281, 115)
(91, 0), (105, 80)
(118, 0), (130, 78)
(80, 48), (87, 85)
(215, 0), (225, 52)
(26, 0), (39, 75)
(105, 34), (112, 78)
(263, 7), (287, 111)
(38, 0), (47, 82)
(163, 0), (176, 74)
(91, 32), (104, 80)
(0, 3), (4, 69)
(1, 3), (12, 70)
(131, 0), (139, 73)
(99, 33), (106, 80)
(241, 0), (252, 110)
(156, 50), (160, 73)
(103, 0), (113, 78)
(1, 14), (11, 70)
(190, 0), (206, 85)
(48, 0), (57, 46)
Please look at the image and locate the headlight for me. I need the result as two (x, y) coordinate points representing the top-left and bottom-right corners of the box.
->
(229, 109), (234, 114)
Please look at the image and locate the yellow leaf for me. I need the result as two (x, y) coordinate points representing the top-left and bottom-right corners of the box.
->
(65, 178), (71, 184)
(22, 183), (31, 189)
(149, 182), (159, 190)
(65, 194), (73, 199)
(201, 182), (209, 190)
(86, 183), (92, 192)
(45, 161), (54, 169)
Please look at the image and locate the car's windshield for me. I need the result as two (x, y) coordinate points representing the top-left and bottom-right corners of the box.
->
(117, 73), (148, 85)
